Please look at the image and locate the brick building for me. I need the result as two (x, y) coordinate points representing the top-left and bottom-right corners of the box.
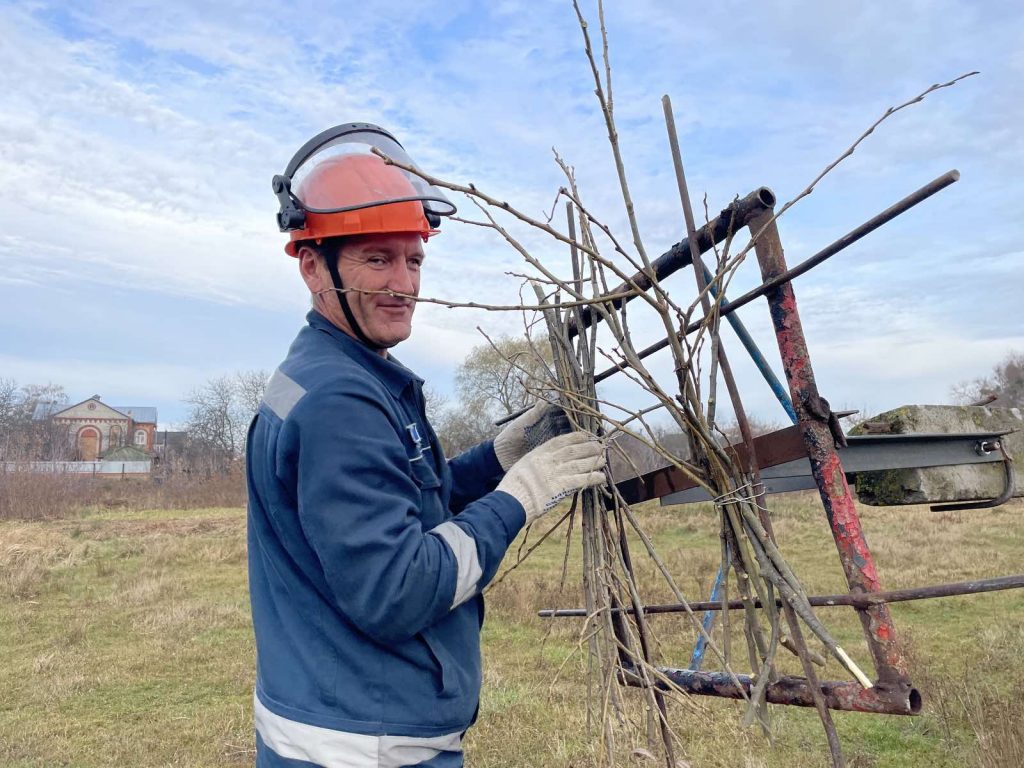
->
(38, 396), (158, 461)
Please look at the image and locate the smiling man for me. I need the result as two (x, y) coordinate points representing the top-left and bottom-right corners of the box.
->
(246, 124), (606, 768)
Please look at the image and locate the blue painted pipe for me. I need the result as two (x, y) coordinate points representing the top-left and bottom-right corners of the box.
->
(701, 264), (797, 424)
(688, 564), (726, 670)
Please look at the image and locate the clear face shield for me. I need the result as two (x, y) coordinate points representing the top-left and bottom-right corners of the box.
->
(272, 123), (456, 232)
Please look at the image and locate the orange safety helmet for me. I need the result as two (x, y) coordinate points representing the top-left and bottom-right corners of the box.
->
(283, 154), (433, 256)
(273, 123), (456, 257)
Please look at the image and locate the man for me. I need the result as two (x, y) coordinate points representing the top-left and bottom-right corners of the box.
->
(247, 123), (606, 767)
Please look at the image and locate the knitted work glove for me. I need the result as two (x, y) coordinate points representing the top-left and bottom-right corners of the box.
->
(496, 431), (606, 524)
(493, 401), (572, 471)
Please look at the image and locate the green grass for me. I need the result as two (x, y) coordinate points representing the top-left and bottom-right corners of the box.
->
(1, 497), (1022, 766)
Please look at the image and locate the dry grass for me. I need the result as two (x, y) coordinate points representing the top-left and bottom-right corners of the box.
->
(479, 495), (1024, 767)
(0, 467), (246, 521)
(0, 496), (1022, 767)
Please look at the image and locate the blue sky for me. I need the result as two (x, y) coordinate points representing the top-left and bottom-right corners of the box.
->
(1, 0), (1022, 427)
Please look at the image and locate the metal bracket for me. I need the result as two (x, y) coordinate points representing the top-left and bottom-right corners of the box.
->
(930, 439), (1016, 511)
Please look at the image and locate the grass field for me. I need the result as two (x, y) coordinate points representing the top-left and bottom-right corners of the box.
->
(1, 495), (1022, 767)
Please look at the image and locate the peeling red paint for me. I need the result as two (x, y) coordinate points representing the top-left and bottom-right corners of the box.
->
(750, 210), (909, 683)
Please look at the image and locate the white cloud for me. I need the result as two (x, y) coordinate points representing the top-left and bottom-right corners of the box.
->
(1, 0), (1021, 415)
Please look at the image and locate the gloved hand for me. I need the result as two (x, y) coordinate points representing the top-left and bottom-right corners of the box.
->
(496, 431), (606, 524)
(493, 400), (572, 471)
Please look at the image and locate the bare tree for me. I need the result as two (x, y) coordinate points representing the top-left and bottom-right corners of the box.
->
(454, 334), (553, 419)
(952, 350), (1024, 407)
(715, 414), (784, 446)
(429, 337), (553, 456)
(0, 380), (71, 461)
(422, 385), (448, 426)
(424, 385), (491, 456)
(431, 403), (498, 457)
(236, 369), (271, 418)
(183, 370), (268, 471)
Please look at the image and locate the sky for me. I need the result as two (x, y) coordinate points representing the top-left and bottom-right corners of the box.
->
(1, 0), (1022, 428)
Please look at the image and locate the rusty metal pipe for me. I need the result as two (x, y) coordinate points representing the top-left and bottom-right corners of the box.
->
(629, 668), (922, 715)
(569, 186), (776, 337)
(593, 170), (960, 387)
(748, 210), (908, 686)
(495, 187), (777, 426)
(538, 574), (1024, 618)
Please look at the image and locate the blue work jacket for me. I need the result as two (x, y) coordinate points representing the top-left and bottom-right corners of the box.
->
(246, 311), (526, 767)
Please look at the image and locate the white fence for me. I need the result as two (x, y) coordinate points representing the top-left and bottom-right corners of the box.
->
(2, 461), (151, 476)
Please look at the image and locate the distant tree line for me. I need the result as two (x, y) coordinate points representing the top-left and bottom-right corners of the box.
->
(0, 380), (72, 461)
(0, 373), (272, 475)
(5, 348), (1019, 476)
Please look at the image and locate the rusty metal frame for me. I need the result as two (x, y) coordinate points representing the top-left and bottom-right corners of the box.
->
(747, 208), (911, 691)
(538, 170), (1024, 716)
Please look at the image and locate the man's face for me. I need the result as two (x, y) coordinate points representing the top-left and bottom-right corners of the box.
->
(303, 232), (425, 351)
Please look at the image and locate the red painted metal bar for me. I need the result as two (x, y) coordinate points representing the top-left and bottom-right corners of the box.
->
(747, 210), (910, 690)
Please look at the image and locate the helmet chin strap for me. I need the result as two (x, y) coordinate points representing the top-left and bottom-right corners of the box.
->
(323, 252), (385, 352)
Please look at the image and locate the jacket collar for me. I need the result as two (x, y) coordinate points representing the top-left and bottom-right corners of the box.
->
(307, 310), (422, 398)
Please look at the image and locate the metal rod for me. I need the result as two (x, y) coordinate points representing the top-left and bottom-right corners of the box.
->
(593, 170), (960, 387)
(626, 668), (922, 716)
(568, 187), (777, 337)
(702, 264), (798, 423)
(495, 186), (776, 426)
(538, 574), (1024, 618)
(660, 99), (843, 756)
(748, 208), (908, 687)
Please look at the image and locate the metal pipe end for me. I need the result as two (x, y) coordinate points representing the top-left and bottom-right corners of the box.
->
(949, 169), (961, 182)
(908, 688), (923, 714)
(757, 187), (777, 207)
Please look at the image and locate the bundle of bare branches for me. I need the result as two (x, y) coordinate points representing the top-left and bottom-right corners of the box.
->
(369, 3), (974, 765)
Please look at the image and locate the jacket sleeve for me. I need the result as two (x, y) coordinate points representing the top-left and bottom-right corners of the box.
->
(447, 440), (506, 514)
(289, 384), (525, 645)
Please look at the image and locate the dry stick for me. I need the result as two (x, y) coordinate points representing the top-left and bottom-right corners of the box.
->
(571, 2), (708, 451)
(661, 94), (847, 759)
(537, 233), (679, 765)
(662, 97), (766, 680)
(606, 505), (674, 756)
(551, 157), (701, 382)
(552, 167), (711, 464)
(376, 149), (678, 323)
(316, 284), (636, 312)
(719, 509), (732, 668)
(487, 505), (575, 589)
(586, 313), (728, 471)
(551, 180), (693, 322)
(710, 72), (978, 286)
(456, 199), (636, 754)
(660, 99), (774, 680)
(533, 283), (611, 745)
(736, 501), (871, 689)
(720, 498), (771, 683)
(610, 474), (678, 760)
(610, 487), (754, 706)
(700, 202), (735, 419)
(744, 578), (781, 733)
(572, 0), (650, 269)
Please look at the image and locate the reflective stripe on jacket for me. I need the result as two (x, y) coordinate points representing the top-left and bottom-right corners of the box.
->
(246, 311), (526, 767)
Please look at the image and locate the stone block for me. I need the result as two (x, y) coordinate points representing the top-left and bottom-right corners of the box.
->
(849, 404), (1022, 506)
